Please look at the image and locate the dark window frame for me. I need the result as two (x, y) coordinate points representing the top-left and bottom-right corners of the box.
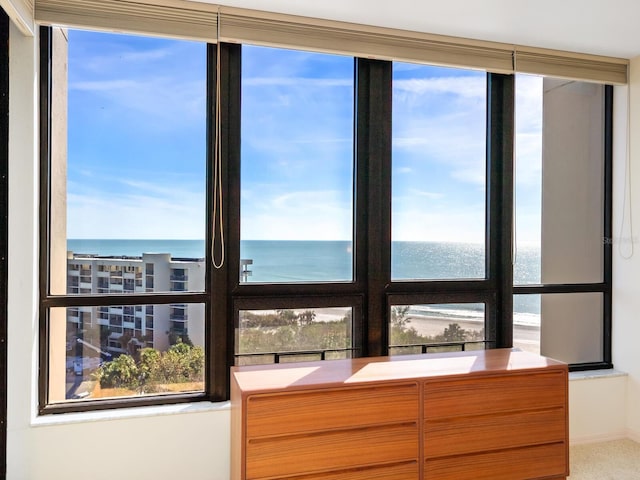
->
(1, 7), (9, 476)
(511, 84), (614, 371)
(37, 27), (217, 414)
(224, 52), (515, 362)
(38, 30), (613, 414)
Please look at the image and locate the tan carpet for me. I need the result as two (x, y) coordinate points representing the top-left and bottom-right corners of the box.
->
(569, 439), (640, 479)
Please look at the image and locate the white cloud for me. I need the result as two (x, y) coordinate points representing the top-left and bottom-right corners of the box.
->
(70, 79), (139, 91)
(394, 76), (486, 99)
(243, 77), (352, 88)
(515, 75), (543, 188)
(407, 188), (444, 199)
(392, 75), (486, 192)
(70, 76), (206, 130)
(242, 190), (352, 240)
(450, 166), (486, 186)
(392, 205), (486, 243)
(67, 175), (205, 239)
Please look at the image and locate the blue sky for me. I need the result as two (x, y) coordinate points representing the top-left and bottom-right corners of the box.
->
(67, 30), (206, 240)
(66, 29), (542, 245)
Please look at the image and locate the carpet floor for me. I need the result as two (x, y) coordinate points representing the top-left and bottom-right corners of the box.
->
(569, 439), (640, 479)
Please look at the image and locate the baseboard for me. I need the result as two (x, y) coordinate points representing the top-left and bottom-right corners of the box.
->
(570, 431), (628, 445)
(628, 428), (640, 443)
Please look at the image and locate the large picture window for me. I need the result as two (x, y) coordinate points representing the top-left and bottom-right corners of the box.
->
(39, 27), (613, 413)
(40, 28), (210, 411)
(513, 74), (611, 366)
(392, 63), (487, 281)
(240, 45), (354, 283)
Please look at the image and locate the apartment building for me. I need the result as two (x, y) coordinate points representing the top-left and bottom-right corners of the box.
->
(67, 252), (205, 355)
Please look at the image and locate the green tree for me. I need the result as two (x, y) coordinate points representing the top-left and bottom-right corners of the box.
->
(298, 310), (316, 326)
(441, 323), (468, 342)
(95, 340), (205, 392)
(276, 309), (299, 325)
(391, 306), (411, 328)
(95, 354), (139, 389)
(138, 347), (162, 391)
(187, 345), (205, 380)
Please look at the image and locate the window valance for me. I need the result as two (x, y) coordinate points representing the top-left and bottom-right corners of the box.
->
(34, 0), (629, 84)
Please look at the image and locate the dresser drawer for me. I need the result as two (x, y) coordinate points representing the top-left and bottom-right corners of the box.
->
(424, 442), (568, 480)
(246, 383), (418, 437)
(246, 423), (419, 479)
(424, 371), (566, 419)
(268, 461), (419, 480)
(424, 407), (566, 458)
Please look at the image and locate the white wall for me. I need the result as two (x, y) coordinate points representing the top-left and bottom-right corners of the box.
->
(5, 23), (232, 480)
(612, 57), (640, 443)
(5, 14), (639, 480)
(7, 17), (39, 476)
(569, 374), (627, 444)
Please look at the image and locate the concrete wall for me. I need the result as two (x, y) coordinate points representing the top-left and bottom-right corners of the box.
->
(540, 79), (605, 365)
(4, 17), (638, 480)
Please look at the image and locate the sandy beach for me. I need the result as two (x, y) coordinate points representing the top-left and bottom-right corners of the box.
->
(406, 315), (541, 354)
(251, 307), (542, 355)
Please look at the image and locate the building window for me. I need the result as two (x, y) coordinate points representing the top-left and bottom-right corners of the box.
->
(40, 27), (209, 411)
(240, 45), (354, 283)
(392, 63), (487, 281)
(40, 28), (612, 413)
(513, 75), (611, 365)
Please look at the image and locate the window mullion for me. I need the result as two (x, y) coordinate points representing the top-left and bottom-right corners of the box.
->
(486, 73), (515, 349)
(212, 42), (240, 401)
(355, 58), (392, 357)
(1, 10), (9, 465)
(38, 25), (53, 413)
(603, 84), (613, 366)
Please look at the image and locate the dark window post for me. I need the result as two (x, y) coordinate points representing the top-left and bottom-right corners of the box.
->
(603, 84), (613, 366)
(486, 73), (515, 349)
(212, 43), (240, 400)
(0, 8), (9, 479)
(355, 58), (392, 357)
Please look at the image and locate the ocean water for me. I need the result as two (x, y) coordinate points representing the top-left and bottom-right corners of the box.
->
(67, 239), (541, 319)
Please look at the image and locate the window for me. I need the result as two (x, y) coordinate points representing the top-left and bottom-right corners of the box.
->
(240, 45), (354, 283)
(392, 63), (487, 280)
(40, 27), (209, 411)
(513, 75), (611, 365)
(40, 27), (613, 413)
(389, 303), (486, 355)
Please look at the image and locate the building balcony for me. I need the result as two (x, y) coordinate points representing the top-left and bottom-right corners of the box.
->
(169, 326), (188, 336)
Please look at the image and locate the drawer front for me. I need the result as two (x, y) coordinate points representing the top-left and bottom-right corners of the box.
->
(246, 423), (419, 479)
(424, 371), (566, 419)
(424, 407), (566, 458)
(272, 462), (419, 480)
(246, 383), (418, 437)
(425, 442), (568, 480)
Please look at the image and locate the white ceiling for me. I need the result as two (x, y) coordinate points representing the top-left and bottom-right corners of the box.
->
(195, 0), (640, 59)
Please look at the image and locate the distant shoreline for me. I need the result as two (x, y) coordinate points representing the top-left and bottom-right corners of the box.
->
(406, 315), (540, 354)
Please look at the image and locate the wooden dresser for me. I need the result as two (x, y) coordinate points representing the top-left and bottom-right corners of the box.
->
(230, 349), (568, 480)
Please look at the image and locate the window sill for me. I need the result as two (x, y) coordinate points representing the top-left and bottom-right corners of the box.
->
(31, 400), (230, 427)
(569, 369), (627, 381)
(31, 370), (624, 426)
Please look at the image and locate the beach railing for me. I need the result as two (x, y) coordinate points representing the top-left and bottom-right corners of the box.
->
(388, 339), (496, 355)
(235, 347), (359, 366)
